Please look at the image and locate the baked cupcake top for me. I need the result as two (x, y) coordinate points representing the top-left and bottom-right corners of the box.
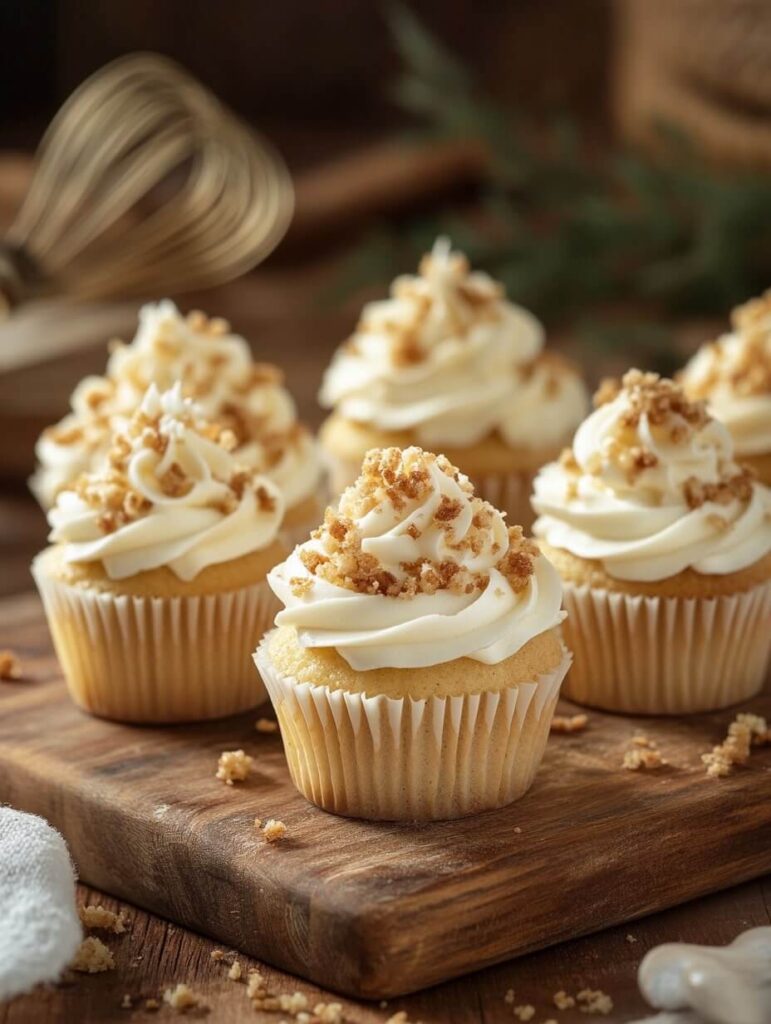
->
(680, 292), (771, 457)
(48, 384), (284, 581)
(32, 300), (320, 511)
(319, 238), (588, 449)
(532, 369), (771, 581)
(268, 446), (564, 670)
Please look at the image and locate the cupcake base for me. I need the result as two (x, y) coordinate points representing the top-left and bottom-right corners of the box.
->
(254, 632), (571, 820)
(33, 565), (279, 723)
(561, 580), (771, 714)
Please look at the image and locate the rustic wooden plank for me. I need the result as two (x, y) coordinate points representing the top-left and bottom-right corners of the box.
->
(1, 592), (770, 999)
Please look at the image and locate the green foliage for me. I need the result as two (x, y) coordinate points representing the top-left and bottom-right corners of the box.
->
(335, 4), (771, 364)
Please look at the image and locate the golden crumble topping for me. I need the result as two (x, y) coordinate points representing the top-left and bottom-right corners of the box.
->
(684, 292), (771, 400)
(550, 714), (588, 735)
(0, 649), (22, 681)
(79, 904), (128, 934)
(71, 936), (115, 973)
(162, 983), (203, 1012)
(302, 447), (538, 599)
(215, 749), (253, 785)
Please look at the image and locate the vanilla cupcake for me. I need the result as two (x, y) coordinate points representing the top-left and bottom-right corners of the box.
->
(680, 291), (771, 484)
(31, 300), (323, 545)
(32, 384), (287, 723)
(318, 238), (588, 529)
(532, 370), (771, 714)
(254, 446), (571, 821)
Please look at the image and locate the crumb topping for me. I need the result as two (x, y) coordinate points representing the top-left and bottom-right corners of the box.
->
(0, 649), (22, 681)
(216, 749), (253, 785)
(71, 936), (115, 973)
(301, 447), (538, 599)
(685, 292), (771, 399)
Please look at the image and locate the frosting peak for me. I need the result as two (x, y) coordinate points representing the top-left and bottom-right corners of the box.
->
(319, 238), (587, 449)
(49, 384), (284, 581)
(269, 446), (565, 670)
(533, 369), (771, 581)
(680, 291), (771, 457)
(32, 301), (320, 511)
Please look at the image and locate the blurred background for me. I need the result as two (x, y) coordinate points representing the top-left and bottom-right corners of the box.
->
(1, 0), (770, 588)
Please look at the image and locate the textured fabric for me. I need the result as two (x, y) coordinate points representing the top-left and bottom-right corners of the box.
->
(0, 807), (82, 1001)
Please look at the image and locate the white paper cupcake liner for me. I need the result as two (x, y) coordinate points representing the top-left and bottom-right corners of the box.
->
(33, 565), (279, 723)
(254, 633), (571, 820)
(561, 580), (771, 714)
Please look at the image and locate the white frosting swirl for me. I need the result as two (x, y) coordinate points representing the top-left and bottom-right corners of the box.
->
(32, 300), (320, 511)
(269, 448), (564, 670)
(533, 372), (771, 581)
(319, 238), (588, 448)
(680, 321), (771, 457)
(48, 385), (284, 582)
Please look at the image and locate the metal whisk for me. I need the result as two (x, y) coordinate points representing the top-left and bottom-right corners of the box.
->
(0, 52), (294, 309)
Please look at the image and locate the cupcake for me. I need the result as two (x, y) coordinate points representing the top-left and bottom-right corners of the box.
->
(680, 292), (771, 484)
(318, 238), (588, 529)
(31, 300), (323, 546)
(254, 446), (571, 821)
(532, 369), (771, 715)
(32, 384), (287, 723)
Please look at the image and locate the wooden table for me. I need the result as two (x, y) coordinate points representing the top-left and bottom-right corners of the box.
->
(0, 269), (765, 1023)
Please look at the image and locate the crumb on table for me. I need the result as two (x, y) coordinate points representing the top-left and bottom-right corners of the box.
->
(623, 735), (666, 770)
(551, 713), (588, 734)
(71, 937), (115, 973)
(228, 960), (242, 981)
(514, 1005), (535, 1021)
(255, 718), (279, 734)
(79, 904), (128, 934)
(703, 712), (770, 778)
(215, 749), (253, 785)
(553, 990), (576, 1010)
(504, 988), (515, 1004)
(120, 994), (132, 1009)
(262, 819), (287, 843)
(210, 949), (224, 961)
(163, 983), (203, 1012)
(576, 988), (614, 1014)
(0, 649), (22, 681)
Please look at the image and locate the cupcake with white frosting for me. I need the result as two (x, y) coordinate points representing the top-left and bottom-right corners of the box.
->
(533, 369), (771, 714)
(254, 446), (571, 820)
(318, 238), (588, 529)
(31, 300), (323, 545)
(680, 291), (771, 485)
(32, 384), (287, 723)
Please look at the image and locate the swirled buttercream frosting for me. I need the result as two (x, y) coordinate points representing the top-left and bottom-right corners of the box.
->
(680, 292), (771, 457)
(532, 369), (771, 581)
(268, 446), (565, 670)
(32, 301), (320, 511)
(319, 238), (588, 448)
(48, 384), (284, 581)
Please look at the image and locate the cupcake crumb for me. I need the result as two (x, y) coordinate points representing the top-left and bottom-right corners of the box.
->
(262, 819), (287, 843)
(553, 991), (575, 1010)
(80, 904), (128, 934)
(623, 735), (666, 770)
(504, 988), (515, 1004)
(551, 714), (588, 734)
(71, 937), (115, 973)
(576, 988), (613, 1014)
(246, 969), (266, 999)
(626, 933), (637, 943)
(0, 649), (22, 681)
(255, 718), (279, 734)
(514, 826), (522, 834)
(163, 983), (203, 1012)
(702, 713), (769, 777)
(120, 994), (132, 1009)
(313, 1002), (345, 1023)
(253, 817), (263, 829)
(216, 749), (253, 785)
(514, 1005), (535, 1021)
(210, 949), (224, 961)
(145, 998), (160, 1011)
(228, 960), (242, 981)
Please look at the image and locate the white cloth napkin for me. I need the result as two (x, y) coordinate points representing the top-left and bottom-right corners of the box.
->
(0, 807), (82, 1002)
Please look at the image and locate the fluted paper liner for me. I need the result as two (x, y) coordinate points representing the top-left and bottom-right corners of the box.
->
(254, 633), (571, 820)
(325, 452), (538, 531)
(33, 565), (279, 723)
(561, 580), (771, 714)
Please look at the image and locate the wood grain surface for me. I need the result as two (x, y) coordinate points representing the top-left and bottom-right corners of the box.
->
(1, 592), (770, 1000)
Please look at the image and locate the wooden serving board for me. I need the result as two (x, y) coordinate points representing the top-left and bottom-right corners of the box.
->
(2, 592), (771, 999)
